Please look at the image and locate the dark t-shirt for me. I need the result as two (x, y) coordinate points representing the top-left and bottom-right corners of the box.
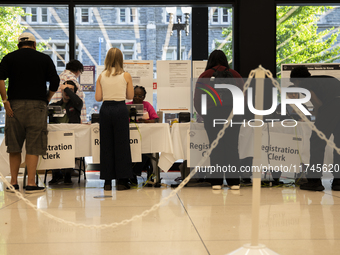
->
(0, 48), (60, 103)
(299, 75), (340, 105)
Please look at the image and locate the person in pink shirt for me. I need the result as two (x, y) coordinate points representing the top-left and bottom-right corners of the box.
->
(126, 85), (158, 184)
(126, 85), (159, 123)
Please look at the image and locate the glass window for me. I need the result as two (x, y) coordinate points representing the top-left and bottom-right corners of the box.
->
(57, 53), (66, 67)
(21, 7), (27, 21)
(124, 53), (133, 60)
(118, 8), (138, 24)
(164, 7), (185, 24)
(76, 5), (192, 116)
(17, 5), (70, 73)
(276, 5), (340, 77)
(163, 47), (185, 60)
(106, 41), (136, 60)
(56, 45), (65, 50)
(123, 43), (134, 50)
(41, 7), (48, 22)
(81, 8), (89, 23)
(166, 51), (173, 60)
(210, 7), (230, 24)
(222, 8), (228, 23)
(120, 8), (126, 23)
(22, 7), (50, 24)
(212, 8), (218, 23)
(208, 6), (233, 67)
(31, 7), (37, 22)
(76, 7), (91, 24)
(130, 8), (136, 23)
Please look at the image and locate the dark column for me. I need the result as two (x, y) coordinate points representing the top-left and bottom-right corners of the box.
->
(234, 0), (276, 77)
(69, 2), (76, 60)
(191, 7), (208, 61)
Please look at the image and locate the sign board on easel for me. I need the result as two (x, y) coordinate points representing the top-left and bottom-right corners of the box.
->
(37, 130), (75, 170)
(91, 124), (100, 164)
(91, 123), (142, 163)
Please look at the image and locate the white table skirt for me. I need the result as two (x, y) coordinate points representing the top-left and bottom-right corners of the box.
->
(0, 123), (174, 175)
(167, 122), (334, 169)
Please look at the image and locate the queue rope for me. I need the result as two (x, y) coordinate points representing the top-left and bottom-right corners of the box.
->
(1, 66), (340, 229)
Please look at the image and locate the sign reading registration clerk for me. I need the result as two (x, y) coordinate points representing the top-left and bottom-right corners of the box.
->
(37, 130), (75, 170)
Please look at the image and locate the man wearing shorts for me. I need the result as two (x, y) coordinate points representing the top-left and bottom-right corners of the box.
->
(0, 32), (60, 193)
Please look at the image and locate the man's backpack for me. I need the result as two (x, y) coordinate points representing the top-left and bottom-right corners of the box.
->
(210, 67), (234, 105)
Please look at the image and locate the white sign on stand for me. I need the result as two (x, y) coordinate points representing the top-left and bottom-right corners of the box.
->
(130, 129), (142, 162)
(157, 60), (191, 112)
(281, 63), (340, 89)
(187, 129), (210, 167)
(260, 133), (303, 171)
(91, 123), (142, 163)
(91, 124), (100, 164)
(37, 130), (75, 170)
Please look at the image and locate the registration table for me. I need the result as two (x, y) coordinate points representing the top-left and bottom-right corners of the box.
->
(90, 123), (174, 171)
(167, 122), (334, 174)
(0, 123), (174, 177)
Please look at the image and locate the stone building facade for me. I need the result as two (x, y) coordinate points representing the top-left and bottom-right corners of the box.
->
(13, 5), (340, 122)
(19, 6), (231, 120)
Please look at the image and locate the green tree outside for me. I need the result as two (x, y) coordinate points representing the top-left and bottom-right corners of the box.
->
(0, 6), (48, 107)
(216, 6), (340, 77)
(0, 7), (27, 60)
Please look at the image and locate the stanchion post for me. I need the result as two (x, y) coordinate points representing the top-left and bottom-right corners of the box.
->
(227, 66), (279, 255)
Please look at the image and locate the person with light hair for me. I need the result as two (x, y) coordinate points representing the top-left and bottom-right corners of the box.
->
(95, 48), (134, 191)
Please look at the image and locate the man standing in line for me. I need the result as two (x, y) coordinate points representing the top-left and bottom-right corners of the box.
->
(0, 32), (60, 193)
(50, 60), (87, 123)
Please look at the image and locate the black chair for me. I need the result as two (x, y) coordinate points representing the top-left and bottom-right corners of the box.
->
(43, 157), (86, 184)
(74, 157), (87, 183)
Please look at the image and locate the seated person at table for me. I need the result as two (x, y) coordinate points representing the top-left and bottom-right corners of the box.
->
(126, 85), (159, 123)
(126, 86), (158, 183)
(48, 80), (83, 184)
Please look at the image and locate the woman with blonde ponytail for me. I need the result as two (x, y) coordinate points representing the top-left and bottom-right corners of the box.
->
(95, 48), (134, 191)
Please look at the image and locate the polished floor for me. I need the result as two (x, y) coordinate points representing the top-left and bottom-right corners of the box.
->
(1, 171), (340, 255)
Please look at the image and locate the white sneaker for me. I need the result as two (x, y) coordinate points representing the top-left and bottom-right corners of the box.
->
(212, 184), (224, 190)
(229, 184), (240, 190)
